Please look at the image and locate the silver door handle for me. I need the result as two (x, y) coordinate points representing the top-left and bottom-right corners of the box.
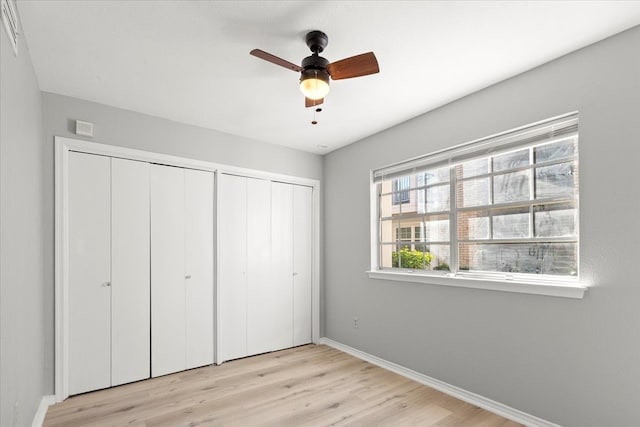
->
(185, 275), (192, 279)
(102, 282), (111, 287)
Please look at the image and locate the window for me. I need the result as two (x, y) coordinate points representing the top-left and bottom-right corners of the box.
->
(371, 113), (581, 294)
(392, 177), (410, 204)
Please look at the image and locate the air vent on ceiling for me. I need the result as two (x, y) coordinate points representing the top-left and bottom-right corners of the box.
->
(2, 0), (18, 55)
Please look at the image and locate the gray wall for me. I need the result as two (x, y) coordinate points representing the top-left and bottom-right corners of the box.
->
(323, 26), (640, 427)
(41, 92), (323, 394)
(1, 25), (46, 427)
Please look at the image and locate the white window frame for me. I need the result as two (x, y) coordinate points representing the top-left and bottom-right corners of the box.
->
(368, 112), (587, 299)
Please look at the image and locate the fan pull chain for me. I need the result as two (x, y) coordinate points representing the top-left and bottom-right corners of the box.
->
(311, 107), (322, 125)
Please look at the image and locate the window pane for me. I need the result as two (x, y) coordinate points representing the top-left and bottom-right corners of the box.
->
(379, 193), (394, 218)
(534, 203), (576, 237)
(535, 138), (576, 163)
(459, 242), (577, 275)
(458, 210), (490, 240)
(426, 184), (450, 212)
(419, 215), (450, 242)
(387, 243), (451, 271)
(397, 248), (432, 270)
(379, 219), (396, 244)
(457, 177), (490, 207)
(392, 177), (410, 205)
(424, 166), (450, 185)
(493, 170), (529, 204)
(379, 243), (396, 269)
(459, 158), (489, 178)
(492, 208), (530, 239)
(493, 149), (529, 172)
(535, 162), (576, 199)
(421, 244), (451, 271)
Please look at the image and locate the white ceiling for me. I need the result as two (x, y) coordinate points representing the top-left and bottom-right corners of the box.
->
(16, 1), (640, 154)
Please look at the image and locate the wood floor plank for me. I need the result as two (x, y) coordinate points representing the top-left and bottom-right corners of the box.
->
(44, 345), (523, 427)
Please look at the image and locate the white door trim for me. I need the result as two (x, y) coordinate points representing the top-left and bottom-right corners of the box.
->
(55, 136), (321, 401)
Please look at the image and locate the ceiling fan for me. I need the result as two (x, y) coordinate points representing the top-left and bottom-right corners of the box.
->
(250, 30), (379, 108)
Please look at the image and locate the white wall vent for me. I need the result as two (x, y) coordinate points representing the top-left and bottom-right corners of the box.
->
(1, 0), (18, 55)
(75, 120), (94, 137)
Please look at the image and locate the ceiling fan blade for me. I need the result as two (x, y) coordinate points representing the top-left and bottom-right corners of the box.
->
(328, 52), (379, 80)
(250, 49), (303, 72)
(305, 97), (324, 108)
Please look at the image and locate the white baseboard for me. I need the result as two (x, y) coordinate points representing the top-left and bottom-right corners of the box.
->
(32, 395), (55, 427)
(319, 338), (560, 427)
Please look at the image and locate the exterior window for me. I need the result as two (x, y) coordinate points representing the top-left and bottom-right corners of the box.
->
(373, 113), (579, 283)
(392, 177), (410, 205)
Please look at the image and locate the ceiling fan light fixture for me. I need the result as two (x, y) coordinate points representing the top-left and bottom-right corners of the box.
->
(300, 69), (330, 100)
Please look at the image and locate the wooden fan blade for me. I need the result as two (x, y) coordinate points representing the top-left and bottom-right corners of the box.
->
(305, 97), (324, 108)
(328, 52), (379, 80)
(250, 49), (303, 72)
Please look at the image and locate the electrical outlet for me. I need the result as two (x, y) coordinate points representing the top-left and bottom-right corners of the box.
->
(352, 317), (359, 329)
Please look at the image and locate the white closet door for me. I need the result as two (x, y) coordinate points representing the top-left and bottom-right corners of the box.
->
(68, 152), (111, 395)
(151, 165), (186, 377)
(270, 182), (294, 350)
(246, 178), (273, 355)
(293, 185), (313, 346)
(184, 169), (214, 369)
(111, 158), (150, 386)
(218, 174), (248, 362)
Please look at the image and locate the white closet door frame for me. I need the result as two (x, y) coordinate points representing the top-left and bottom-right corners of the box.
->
(55, 137), (320, 402)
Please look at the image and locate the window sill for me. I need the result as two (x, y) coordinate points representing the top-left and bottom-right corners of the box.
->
(366, 270), (586, 299)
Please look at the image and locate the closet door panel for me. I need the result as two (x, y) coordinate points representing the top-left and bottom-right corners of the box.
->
(293, 185), (313, 346)
(151, 165), (186, 377)
(270, 182), (294, 350)
(111, 158), (150, 386)
(68, 152), (111, 395)
(185, 169), (214, 369)
(218, 174), (248, 361)
(246, 178), (273, 355)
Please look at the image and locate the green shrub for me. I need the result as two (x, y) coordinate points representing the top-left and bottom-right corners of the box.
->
(392, 248), (433, 269)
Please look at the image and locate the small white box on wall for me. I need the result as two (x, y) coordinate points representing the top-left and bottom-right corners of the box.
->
(75, 120), (94, 137)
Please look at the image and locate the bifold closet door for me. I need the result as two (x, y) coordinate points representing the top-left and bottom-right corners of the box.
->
(68, 152), (111, 395)
(184, 169), (214, 369)
(246, 178), (273, 356)
(218, 174), (248, 362)
(292, 184), (313, 346)
(151, 165), (186, 377)
(68, 153), (150, 395)
(111, 158), (150, 386)
(270, 182), (295, 350)
(151, 165), (214, 377)
(218, 177), (313, 362)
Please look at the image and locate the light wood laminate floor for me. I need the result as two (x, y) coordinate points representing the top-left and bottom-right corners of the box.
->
(44, 344), (522, 426)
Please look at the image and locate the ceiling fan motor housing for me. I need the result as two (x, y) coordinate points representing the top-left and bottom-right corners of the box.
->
(301, 55), (329, 71)
(305, 30), (328, 53)
(300, 55), (330, 88)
